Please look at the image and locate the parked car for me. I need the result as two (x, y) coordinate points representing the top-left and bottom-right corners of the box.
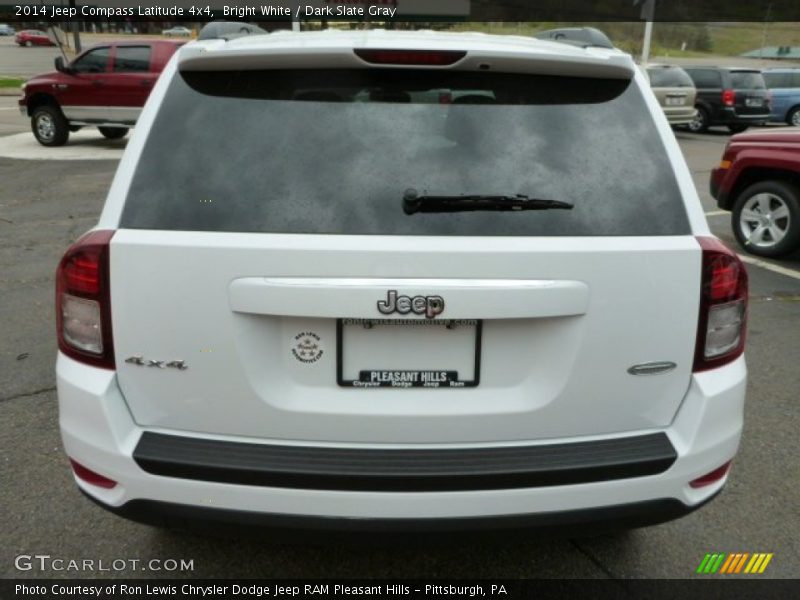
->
(197, 21), (266, 40)
(762, 68), (800, 127)
(711, 128), (800, 257)
(645, 64), (697, 126)
(19, 40), (185, 146)
(162, 26), (192, 37)
(684, 67), (771, 133)
(15, 30), (55, 47)
(0, 23), (16, 36)
(56, 28), (747, 535)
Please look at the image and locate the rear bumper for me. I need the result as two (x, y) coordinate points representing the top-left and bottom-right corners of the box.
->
(663, 107), (697, 126)
(715, 107), (770, 125)
(57, 353), (746, 527)
(82, 490), (719, 537)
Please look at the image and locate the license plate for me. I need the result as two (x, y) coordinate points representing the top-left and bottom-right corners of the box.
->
(746, 97), (763, 107)
(337, 319), (481, 388)
(665, 96), (685, 106)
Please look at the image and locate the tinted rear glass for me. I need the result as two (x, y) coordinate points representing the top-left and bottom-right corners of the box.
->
(764, 71), (800, 88)
(685, 69), (722, 88)
(730, 71), (766, 89)
(647, 67), (694, 88)
(114, 46), (151, 72)
(120, 69), (688, 236)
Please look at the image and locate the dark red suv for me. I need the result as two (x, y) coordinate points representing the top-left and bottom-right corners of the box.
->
(19, 40), (184, 146)
(711, 129), (800, 257)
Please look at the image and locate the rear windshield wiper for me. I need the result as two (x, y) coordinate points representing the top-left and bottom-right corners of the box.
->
(402, 188), (574, 215)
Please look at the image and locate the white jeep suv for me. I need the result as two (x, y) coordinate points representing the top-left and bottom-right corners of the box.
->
(56, 29), (748, 534)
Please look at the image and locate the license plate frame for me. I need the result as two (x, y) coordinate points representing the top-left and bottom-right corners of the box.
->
(336, 318), (482, 389)
(745, 97), (763, 107)
(665, 96), (685, 106)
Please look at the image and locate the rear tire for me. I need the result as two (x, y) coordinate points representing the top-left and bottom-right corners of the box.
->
(788, 107), (800, 127)
(31, 105), (69, 146)
(98, 127), (128, 140)
(732, 180), (800, 258)
(687, 107), (709, 133)
(728, 124), (749, 134)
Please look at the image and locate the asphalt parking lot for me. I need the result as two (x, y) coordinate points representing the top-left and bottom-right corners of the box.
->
(1, 95), (799, 579)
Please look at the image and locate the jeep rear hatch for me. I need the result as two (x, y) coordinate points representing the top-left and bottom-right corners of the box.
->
(106, 58), (701, 444)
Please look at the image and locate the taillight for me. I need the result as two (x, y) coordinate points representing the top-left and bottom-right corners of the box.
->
(354, 49), (466, 66)
(56, 230), (115, 369)
(693, 237), (748, 372)
(722, 89), (735, 106)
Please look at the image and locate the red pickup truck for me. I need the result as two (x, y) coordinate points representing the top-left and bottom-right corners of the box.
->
(711, 129), (800, 258)
(19, 40), (184, 146)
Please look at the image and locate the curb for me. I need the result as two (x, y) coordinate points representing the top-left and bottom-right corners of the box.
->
(0, 88), (21, 96)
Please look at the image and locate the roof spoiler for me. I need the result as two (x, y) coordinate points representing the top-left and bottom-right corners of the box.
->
(198, 21), (267, 41)
(534, 27), (615, 50)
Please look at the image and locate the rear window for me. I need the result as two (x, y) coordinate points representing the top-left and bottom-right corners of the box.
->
(120, 68), (689, 236)
(764, 71), (800, 88)
(730, 71), (766, 90)
(647, 67), (694, 88)
(686, 69), (721, 88)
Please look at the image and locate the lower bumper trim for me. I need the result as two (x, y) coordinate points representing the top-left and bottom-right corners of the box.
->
(132, 431), (678, 492)
(81, 491), (719, 538)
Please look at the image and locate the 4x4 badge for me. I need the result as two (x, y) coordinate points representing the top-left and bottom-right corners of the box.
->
(125, 356), (188, 370)
(377, 290), (445, 319)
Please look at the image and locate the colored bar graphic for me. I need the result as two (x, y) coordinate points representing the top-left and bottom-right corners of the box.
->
(711, 554), (725, 573)
(704, 553), (719, 573)
(734, 553), (749, 573)
(719, 554), (736, 574)
(759, 554), (773, 573)
(745, 554), (762, 573)
(696, 554), (712, 574)
(698, 552), (773, 575)
(723, 553), (740, 573)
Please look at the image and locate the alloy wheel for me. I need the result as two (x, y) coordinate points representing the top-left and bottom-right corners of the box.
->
(738, 193), (791, 249)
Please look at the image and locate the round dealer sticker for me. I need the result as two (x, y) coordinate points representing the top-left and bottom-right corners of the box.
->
(291, 332), (324, 364)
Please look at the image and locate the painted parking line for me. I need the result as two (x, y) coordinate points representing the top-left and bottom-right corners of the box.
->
(737, 254), (800, 281)
(705, 210), (728, 217)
